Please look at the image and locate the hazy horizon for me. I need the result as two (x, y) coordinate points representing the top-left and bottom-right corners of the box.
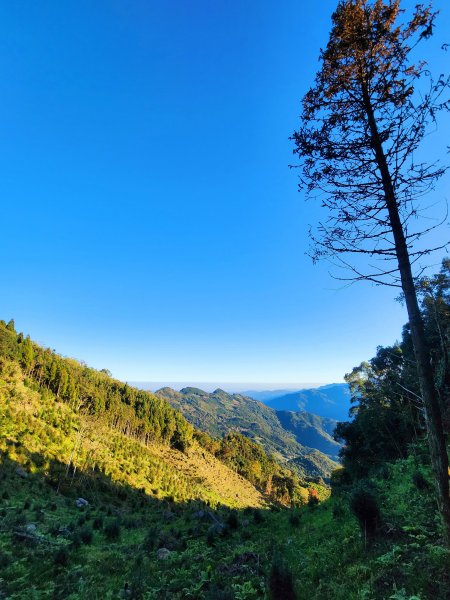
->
(131, 381), (340, 393)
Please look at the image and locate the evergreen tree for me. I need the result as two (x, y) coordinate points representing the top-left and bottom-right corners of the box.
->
(21, 336), (35, 374)
(292, 0), (450, 543)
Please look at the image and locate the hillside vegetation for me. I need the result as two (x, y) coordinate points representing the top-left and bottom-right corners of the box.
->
(0, 320), (324, 508)
(0, 262), (449, 598)
(155, 387), (339, 479)
(0, 374), (448, 598)
(276, 410), (341, 460)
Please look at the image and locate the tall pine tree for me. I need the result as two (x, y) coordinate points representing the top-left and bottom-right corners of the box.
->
(292, 1), (450, 542)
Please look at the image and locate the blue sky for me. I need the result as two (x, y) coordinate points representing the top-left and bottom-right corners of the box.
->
(1, 1), (449, 384)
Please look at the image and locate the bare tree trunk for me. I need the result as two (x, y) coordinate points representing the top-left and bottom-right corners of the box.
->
(362, 85), (450, 545)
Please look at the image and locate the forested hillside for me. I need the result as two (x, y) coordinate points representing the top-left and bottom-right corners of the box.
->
(276, 410), (341, 460)
(155, 386), (339, 479)
(0, 319), (321, 507)
(0, 260), (449, 598)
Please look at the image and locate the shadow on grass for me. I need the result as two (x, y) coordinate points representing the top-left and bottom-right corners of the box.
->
(0, 446), (296, 600)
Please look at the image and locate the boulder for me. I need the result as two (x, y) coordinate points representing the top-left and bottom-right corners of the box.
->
(75, 498), (89, 508)
(156, 547), (171, 560)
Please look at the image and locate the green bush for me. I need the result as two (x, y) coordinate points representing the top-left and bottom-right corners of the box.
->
(289, 511), (301, 527)
(79, 526), (93, 545)
(268, 552), (297, 600)
(104, 518), (121, 541)
(53, 546), (70, 567)
(226, 511), (239, 530)
(253, 509), (264, 524)
(350, 483), (380, 540)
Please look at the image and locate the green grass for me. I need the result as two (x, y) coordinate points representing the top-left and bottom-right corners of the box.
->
(1, 358), (449, 599)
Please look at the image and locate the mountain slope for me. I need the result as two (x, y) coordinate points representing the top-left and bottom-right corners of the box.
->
(156, 386), (340, 479)
(0, 359), (265, 509)
(276, 410), (341, 460)
(0, 319), (317, 507)
(261, 383), (352, 421)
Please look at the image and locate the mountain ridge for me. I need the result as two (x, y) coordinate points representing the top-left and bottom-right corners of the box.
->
(155, 386), (341, 479)
(251, 383), (352, 422)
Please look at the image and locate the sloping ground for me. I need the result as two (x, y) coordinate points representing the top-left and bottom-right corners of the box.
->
(0, 360), (264, 509)
(288, 450), (339, 480)
(263, 383), (352, 421)
(0, 433), (447, 599)
(149, 443), (265, 508)
(156, 386), (339, 479)
(156, 387), (303, 460)
(276, 410), (341, 460)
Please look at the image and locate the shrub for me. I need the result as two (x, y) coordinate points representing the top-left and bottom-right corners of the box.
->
(226, 511), (239, 530)
(14, 512), (27, 527)
(70, 531), (82, 549)
(79, 526), (93, 545)
(253, 509), (264, 524)
(206, 529), (216, 547)
(332, 502), (345, 519)
(0, 550), (12, 569)
(242, 529), (252, 541)
(289, 512), (300, 527)
(350, 483), (380, 540)
(307, 489), (319, 507)
(412, 471), (429, 491)
(204, 585), (234, 600)
(268, 552), (297, 600)
(54, 546), (70, 567)
(104, 518), (121, 541)
(142, 525), (158, 552)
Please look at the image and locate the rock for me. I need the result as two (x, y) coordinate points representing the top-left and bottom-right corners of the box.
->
(14, 524), (40, 545)
(75, 498), (89, 508)
(156, 547), (171, 560)
(15, 466), (28, 479)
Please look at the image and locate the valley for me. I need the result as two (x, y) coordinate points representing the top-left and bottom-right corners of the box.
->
(1, 294), (449, 599)
(154, 386), (341, 479)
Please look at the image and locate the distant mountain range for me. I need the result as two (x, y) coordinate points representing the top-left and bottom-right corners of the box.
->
(245, 383), (352, 422)
(155, 386), (344, 481)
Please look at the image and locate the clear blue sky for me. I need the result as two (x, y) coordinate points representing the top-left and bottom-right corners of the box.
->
(1, 1), (449, 384)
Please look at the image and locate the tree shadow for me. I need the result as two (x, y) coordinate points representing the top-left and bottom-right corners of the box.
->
(0, 446), (292, 600)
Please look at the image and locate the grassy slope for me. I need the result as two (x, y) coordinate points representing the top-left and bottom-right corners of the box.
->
(0, 360), (265, 509)
(156, 387), (339, 479)
(1, 361), (449, 599)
